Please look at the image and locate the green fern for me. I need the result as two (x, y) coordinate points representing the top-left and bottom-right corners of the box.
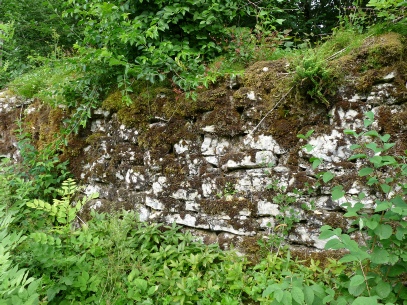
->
(27, 178), (98, 226)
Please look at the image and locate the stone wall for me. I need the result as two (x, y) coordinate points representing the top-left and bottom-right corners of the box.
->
(1, 33), (406, 254)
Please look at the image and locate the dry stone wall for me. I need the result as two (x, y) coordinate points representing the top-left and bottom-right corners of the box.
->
(1, 33), (406, 254)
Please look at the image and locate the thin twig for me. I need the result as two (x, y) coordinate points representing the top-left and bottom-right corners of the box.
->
(249, 86), (294, 135)
(326, 47), (347, 61)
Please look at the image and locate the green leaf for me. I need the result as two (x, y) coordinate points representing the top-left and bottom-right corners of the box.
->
(348, 154), (367, 161)
(351, 296), (379, 305)
(274, 289), (284, 302)
(375, 200), (391, 212)
(325, 238), (344, 250)
(367, 177), (379, 186)
(365, 111), (374, 120)
(310, 157), (321, 169)
(322, 171), (334, 183)
(303, 144), (314, 152)
(350, 144), (361, 150)
(304, 286), (314, 305)
(375, 281), (391, 299)
(147, 285), (158, 295)
(365, 142), (381, 153)
(332, 186), (345, 200)
(297, 130), (314, 140)
(383, 143), (395, 150)
(349, 275), (365, 287)
(292, 286), (304, 304)
(380, 183), (391, 193)
(133, 279), (148, 292)
(371, 248), (389, 264)
(380, 134), (391, 143)
(282, 290), (292, 305)
(359, 167), (374, 177)
(365, 130), (379, 137)
(374, 224), (393, 240)
(344, 129), (358, 136)
(369, 155), (383, 166)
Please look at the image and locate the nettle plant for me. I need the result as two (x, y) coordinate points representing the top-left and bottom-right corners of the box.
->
(305, 112), (407, 305)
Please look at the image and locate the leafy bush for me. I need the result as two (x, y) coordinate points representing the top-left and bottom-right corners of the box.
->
(0, 159), (40, 304)
(307, 112), (407, 304)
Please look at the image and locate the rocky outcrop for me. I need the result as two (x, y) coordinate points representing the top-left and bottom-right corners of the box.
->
(1, 33), (406, 255)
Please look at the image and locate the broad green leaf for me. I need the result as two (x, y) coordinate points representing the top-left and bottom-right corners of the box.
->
(348, 154), (367, 161)
(365, 130), (379, 137)
(375, 200), (391, 212)
(383, 143), (395, 150)
(274, 289), (284, 302)
(325, 238), (344, 250)
(369, 155), (383, 166)
(311, 157), (322, 169)
(351, 296), (379, 305)
(262, 285), (274, 298)
(349, 275), (365, 287)
(292, 286), (304, 304)
(359, 167), (374, 177)
(365, 111), (374, 120)
(365, 142), (381, 153)
(322, 171), (334, 183)
(148, 285), (158, 295)
(364, 119), (373, 128)
(374, 224), (393, 240)
(348, 283), (366, 297)
(350, 144), (361, 150)
(367, 177), (379, 185)
(304, 286), (314, 305)
(282, 290), (292, 305)
(344, 129), (358, 136)
(332, 186), (345, 200)
(303, 144), (314, 152)
(380, 134), (391, 143)
(375, 281), (391, 299)
(311, 284), (327, 298)
(366, 216), (380, 229)
(371, 248), (390, 264)
(380, 183), (391, 193)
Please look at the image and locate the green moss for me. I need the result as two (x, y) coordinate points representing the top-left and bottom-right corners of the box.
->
(200, 198), (255, 219)
(85, 133), (105, 145)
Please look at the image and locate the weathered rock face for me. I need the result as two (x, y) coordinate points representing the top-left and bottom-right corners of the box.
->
(1, 33), (406, 255)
